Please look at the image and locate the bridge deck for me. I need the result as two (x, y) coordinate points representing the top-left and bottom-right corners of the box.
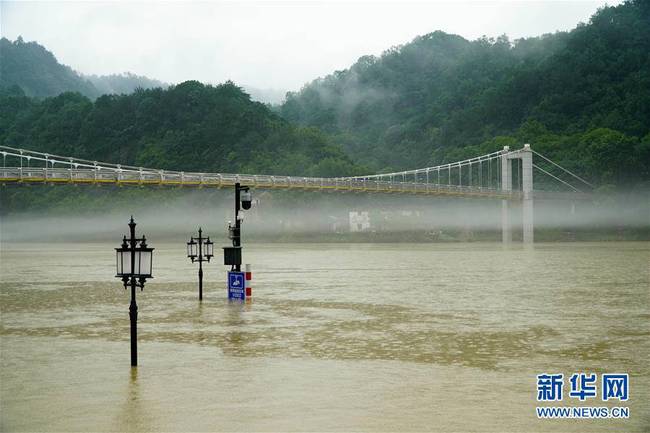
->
(0, 167), (514, 198)
(0, 168), (590, 201)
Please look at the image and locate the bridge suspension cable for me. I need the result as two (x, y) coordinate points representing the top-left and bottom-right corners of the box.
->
(0, 144), (591, 200)
(532, 164), (582, 193)
(341, 149), (509, 181)
(531, 149), (594, 189)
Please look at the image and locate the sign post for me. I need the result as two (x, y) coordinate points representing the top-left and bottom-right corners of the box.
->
(228, 271), (246, 300)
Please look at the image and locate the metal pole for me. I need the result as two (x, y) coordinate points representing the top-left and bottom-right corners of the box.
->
(198, 228), (203, 301)
(234, 183), (241, 272)
(128, 217), (138, 367)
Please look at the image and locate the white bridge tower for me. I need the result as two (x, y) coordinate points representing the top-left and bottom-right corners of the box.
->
(501, 144), (533, 243)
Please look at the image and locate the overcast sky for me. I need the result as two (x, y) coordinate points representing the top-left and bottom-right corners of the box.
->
(1, 1), (621, 92)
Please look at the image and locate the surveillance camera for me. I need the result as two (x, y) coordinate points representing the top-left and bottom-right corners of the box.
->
(241, 190), (252, 210)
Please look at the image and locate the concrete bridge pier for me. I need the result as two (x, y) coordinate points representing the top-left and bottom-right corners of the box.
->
(501, 146), (512, 243)
(501, 144), (534, 244)
(521, 145), (534, 244)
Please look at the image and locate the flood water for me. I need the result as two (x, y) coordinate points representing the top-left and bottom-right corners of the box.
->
(1, 241), (649, 432)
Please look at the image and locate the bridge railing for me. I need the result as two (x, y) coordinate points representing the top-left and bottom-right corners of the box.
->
(1, 166), (520, 198)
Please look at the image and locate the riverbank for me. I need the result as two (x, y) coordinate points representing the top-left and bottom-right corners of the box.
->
(247, 227), (650, 243)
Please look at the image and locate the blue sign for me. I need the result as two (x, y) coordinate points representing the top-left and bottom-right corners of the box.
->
(228, 271), (246, 300)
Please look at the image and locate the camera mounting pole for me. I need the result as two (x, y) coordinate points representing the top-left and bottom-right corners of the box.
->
(234, 182), (243, 272)
(230, 182), (251, 272)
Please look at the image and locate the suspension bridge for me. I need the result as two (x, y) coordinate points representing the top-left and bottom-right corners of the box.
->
(0, 144), (593, 243)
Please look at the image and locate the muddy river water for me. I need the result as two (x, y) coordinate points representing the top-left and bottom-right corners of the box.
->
(1, 242), (648, 431)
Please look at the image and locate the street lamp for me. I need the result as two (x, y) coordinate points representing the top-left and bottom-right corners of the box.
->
(115, 216), (154, 367)
(187, 227), (213, 300)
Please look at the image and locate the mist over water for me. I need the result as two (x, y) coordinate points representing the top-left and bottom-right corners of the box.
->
(1, 188), (648, 243)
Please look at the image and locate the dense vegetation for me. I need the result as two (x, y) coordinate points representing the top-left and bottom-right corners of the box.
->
(281, 0), (650, 187)
(0, 37), (166, 98)
(0, 80), (363, 215)
(0, 37), (97, 98)
(86, 72), (167, 96)
(0, 81), (361, 176)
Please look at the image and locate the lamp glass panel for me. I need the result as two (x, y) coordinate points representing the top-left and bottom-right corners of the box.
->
(204, 242), (213, 257)
(116, 250), (122, 275)
(140, 250), (152, 276)
(134, 250), (142, 275)
(121, 250), (132, 275)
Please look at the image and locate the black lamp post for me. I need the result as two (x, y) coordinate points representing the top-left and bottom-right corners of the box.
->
(187, 227), (214, 300)
(115, 216), (153, 367)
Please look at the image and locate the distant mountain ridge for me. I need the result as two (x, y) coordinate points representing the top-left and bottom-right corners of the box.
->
(279, 0), (650, 186)
(0, 36), (288, 104)
(0, 37), (167, 98)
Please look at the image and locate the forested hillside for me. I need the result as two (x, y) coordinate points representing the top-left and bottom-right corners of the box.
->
(0, 81), (361, 176)
(0, 37), (166, 98)
(281, 0), (650, 187)
(86, 72), (168, 96)
(0, 37), (98, 98)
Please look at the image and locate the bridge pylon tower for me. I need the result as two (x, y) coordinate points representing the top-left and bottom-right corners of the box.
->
(501, 144), (533, 243)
